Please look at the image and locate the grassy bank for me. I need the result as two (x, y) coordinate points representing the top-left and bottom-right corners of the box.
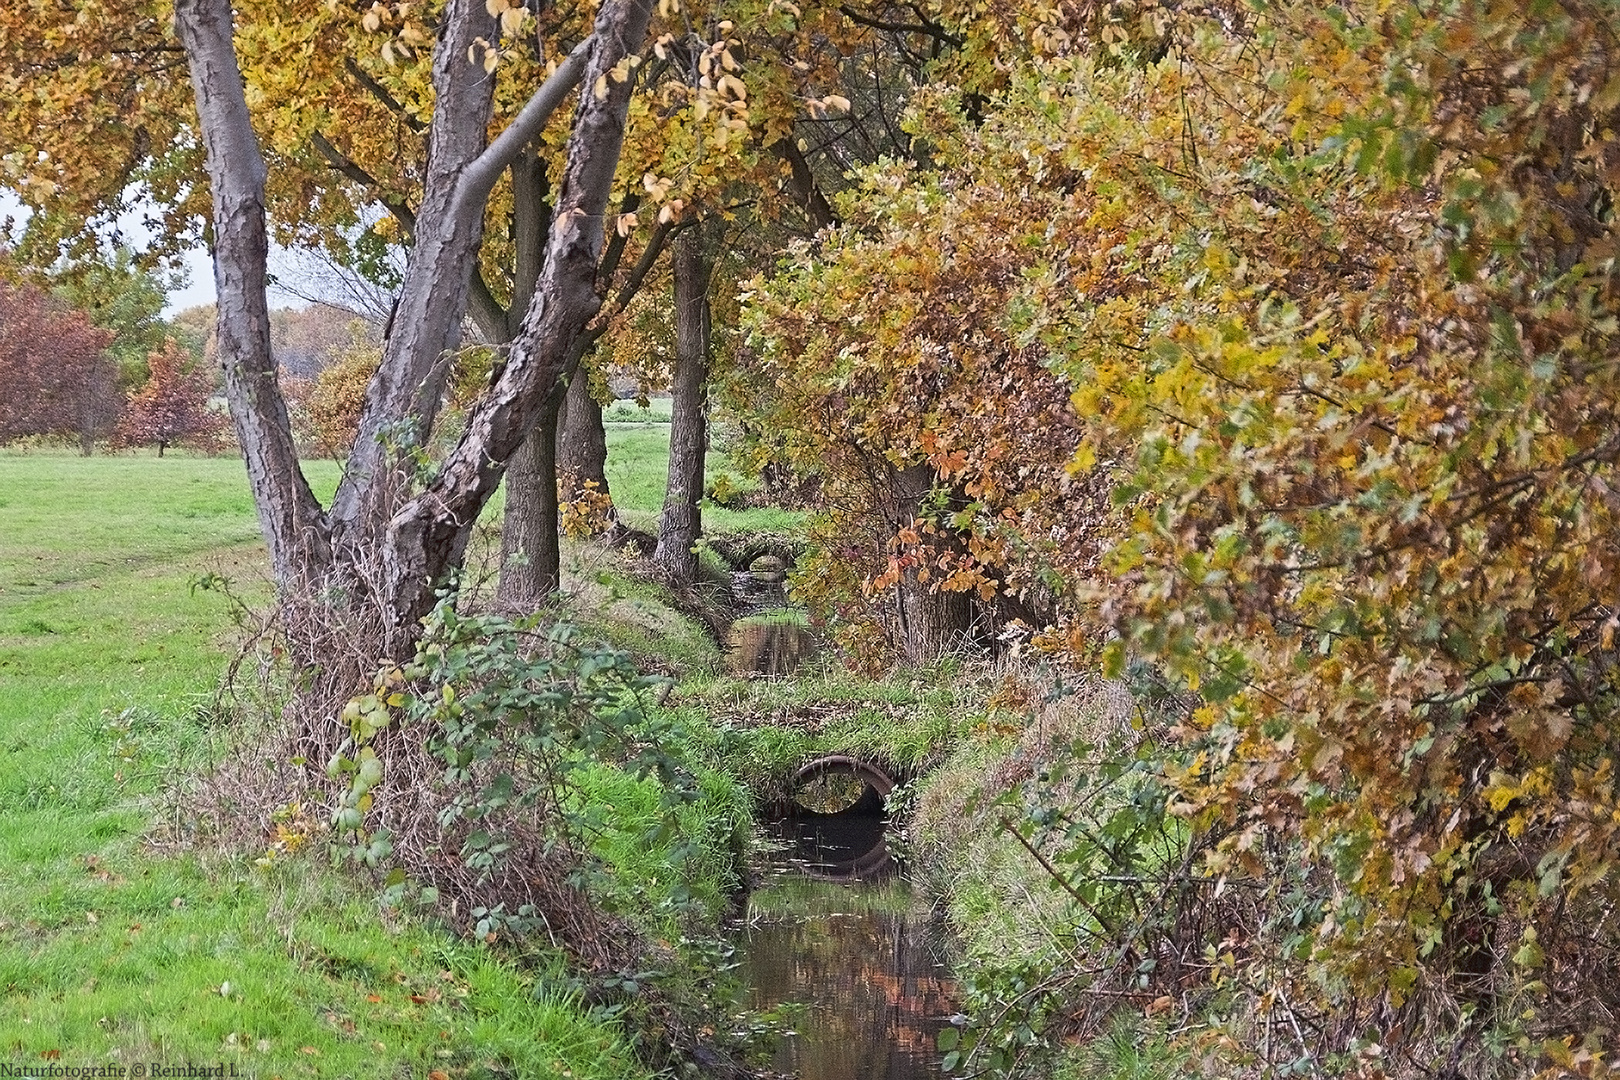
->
(0, 452), (680, 1078)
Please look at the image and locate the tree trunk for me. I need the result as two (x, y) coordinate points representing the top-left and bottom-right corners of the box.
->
(890, 463), (974, 663)
(327, 0), (501, 540)
(557, 368), (611, 507)
(653, 227), (712, 584)
(176, 0), (331, 594)
(179, 0), (650, 655)
(380, 0), (653, 633)
(496, 393), (563, 606)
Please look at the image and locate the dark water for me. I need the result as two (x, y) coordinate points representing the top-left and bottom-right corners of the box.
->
(738, 874), (958, 1080)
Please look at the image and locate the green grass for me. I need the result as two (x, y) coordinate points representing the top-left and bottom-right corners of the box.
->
(658, 657), (990, 799)
(570, 764), (753, 932)
(601, 398), (672, 424)
(602, 424), (804, 537)
(0, 450), (651, 1079)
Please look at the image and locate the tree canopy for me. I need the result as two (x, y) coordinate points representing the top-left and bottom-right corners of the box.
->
(7, 0), (1620, 1069)
(0, 278), (118, 450)
(740, 0), (1620, 1066)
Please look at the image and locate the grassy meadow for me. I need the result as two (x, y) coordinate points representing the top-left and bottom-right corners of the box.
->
(0, 447), (724, 1078)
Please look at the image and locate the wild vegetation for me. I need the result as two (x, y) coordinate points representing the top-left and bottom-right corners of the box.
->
(3, 0), (1620, 1076)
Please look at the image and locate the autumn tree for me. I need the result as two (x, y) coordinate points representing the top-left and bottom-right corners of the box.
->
(738, 157), (1101, 660)
(747, 0), (1620, 1068)
(0, 279), (119, 452)
(48, 246), (178, 386)
(301, 324), (383, 459)
(116, 337), (225, 455)
(270, 303), (378, 378)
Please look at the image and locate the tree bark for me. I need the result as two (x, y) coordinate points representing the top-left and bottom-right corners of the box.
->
(328, 7), (589, 544)
(382, 0), (654, 632)
(653, 226), (714, 583)
(557, 368), (611, 507)
(889, 463), (973, 663)
(176, 0), (331, 593)
(327, 0), (498, 538)
(496, 215), (672, 605)
(496, 392), (563, 605)
(770, 138), (837, 232)
(179, 0), (651, 654)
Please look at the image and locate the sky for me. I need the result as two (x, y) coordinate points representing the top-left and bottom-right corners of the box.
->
(164, 245), (219, 315)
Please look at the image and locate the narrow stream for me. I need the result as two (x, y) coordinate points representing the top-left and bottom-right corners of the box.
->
(736, 759), (958, 1079)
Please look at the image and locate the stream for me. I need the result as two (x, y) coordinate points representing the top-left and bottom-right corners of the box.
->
(736, 762), (958, 1080)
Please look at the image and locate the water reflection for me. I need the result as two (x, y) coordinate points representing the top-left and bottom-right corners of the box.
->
(770, 809), (893, 880)
(739, 877), (957, 1080)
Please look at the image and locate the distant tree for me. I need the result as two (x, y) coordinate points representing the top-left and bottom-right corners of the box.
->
(116, 339), (227, 456)
(270, 303), (378, 379)
(49, 247), (179, 386)
(0, 279), (118, 453)
(303, 329), (382, 459)
(166, 303), (216, 364)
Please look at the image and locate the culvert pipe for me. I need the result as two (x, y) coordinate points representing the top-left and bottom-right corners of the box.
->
(776, 755), (898, 881)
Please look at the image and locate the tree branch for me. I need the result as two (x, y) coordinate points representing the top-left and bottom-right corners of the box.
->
(309, 130), (418, 240)
(466, 270), (508, 343)
(454, 38), (593, 226)
(343, 56), (428, 133)
(837, 3), (964, 47)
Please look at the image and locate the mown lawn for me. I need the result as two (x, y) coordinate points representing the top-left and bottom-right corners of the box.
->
(0, 452), (650, 1079)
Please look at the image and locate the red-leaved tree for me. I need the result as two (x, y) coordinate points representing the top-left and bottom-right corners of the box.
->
(0, 279), (119, 453)
(116, 339), (227, 456)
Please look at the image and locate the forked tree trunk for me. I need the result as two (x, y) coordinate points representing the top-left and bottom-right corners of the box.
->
(653, 227), (713, 583)
(179, 0), (652, 658)
(380, 0), (654, 632)
(326, 0), (505, 540)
